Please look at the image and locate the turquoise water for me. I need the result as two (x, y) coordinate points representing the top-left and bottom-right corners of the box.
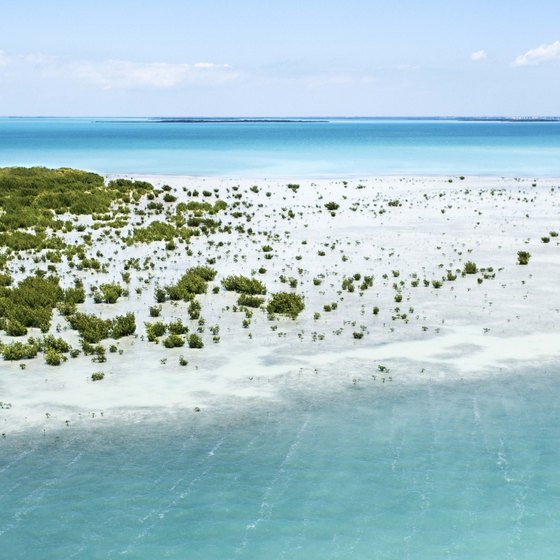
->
(2, 370), (560, 559)
(2, 118), (560, 557)
(1, 117), (560, 176)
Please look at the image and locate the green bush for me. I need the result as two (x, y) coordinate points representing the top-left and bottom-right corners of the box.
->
(149, 305), (162, 317)
(187, 266), (217, 281)
(517, 251), (531, 265)
(324, 202), (340, 211)
(112, 313), (136, 338)
(96, 282), (124, 304)
(267, 292), (305, 319)
(158, 267), (217, 302)
(163, 334), (185, 348)
(42, 335), (71, 353)
(5, 320), (28, 337)
(146, 321), (166, 341)
(188, 333), (204, 348)
(0, 274), (64, 332)
(67, 313), (112, 343)
(188, 299), (201, 320)
(1, 340), (39, 360)
(45, 348), (65, 366)
(222, 275), (266, 295)
(91, 371), (105, 382)
(463, 261), (477, 274)
(237, 294), (265, 308)
(168, 319), (189, 335)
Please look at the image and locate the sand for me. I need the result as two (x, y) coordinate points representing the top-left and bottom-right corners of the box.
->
(1, 174), (559, 435)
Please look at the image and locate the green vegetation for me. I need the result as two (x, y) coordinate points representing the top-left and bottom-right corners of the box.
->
(45, 348), (66, 366)
(237, 294), (265, 308)
(463, 261), (477, 274)
(0, 167), (153, 236)
(68, 312), (136, 343)
(158, 266), (217, 302)
(1, 339), (40, 360)
(163, 334), (185, 348)
(517, 251), (531, 265)
(267, 292), (305, 319)
(111, 313), (137, 338)
(94, 282), (125, 304)
(222, 275), (266, 295)
(0, 274), (64, 333)
(324, 202), (340, 211)
(146, 321), (166, 342)
(127, 221), (196, 245)
(188, 333), (204, 348)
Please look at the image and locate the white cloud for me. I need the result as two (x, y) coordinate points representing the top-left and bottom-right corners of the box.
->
(72, 60), (236, 89)
(513, 40), (560, 66)
(470, 50), (487, 61)
(0, 49), (236, 88)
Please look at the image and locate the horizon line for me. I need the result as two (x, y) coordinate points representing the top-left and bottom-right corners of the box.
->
(2, 115), (560, 120)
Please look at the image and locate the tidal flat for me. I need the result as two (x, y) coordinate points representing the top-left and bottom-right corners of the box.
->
(1, 168), (560, 435)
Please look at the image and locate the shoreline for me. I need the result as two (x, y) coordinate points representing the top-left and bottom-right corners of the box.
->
(1, 172), (560, 436)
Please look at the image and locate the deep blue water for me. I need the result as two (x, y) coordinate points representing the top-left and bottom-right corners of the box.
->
(1, 117), (560, 176)
(2, 370), (560, 559)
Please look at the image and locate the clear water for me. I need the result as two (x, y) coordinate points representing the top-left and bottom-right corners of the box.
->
(2, 370), (560, 559)
(1, 117), (560, 176)
(2, 118), (560, 556)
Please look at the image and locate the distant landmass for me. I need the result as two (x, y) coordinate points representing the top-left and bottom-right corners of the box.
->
(95, 118), (330, 124)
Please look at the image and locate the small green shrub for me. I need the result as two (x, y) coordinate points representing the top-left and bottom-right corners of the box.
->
(146, 321), (166, 341)
(188, 299), (201, 320)
(168, 319), (189, 335)
(188, 333), (204, 348)
(112, 313), (136, 338)
(1, 340), (40, 360)
(463, 261), (477, 274)
(5, 320), (28, 337)
(324, 202), (340, 211)
(45, 348), (65, 366)
(267, 292), (305, 319)
(42, 335), (71, 353)
(222, 275), (266, 295)
(68, 313), (112, 343)
(237, 294), (265, 308)
(149, 305), (161, 317)
(163, 334), (185, 348)
(517, 251), (531, 265)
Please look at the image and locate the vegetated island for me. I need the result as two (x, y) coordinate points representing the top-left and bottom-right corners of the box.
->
(0, 166), (559, 434)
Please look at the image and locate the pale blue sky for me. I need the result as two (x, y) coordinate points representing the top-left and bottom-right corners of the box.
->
(1, 0), (559, 116)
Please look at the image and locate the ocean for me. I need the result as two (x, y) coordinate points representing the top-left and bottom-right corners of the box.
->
(1, 117), (560, 177)
(2, 370), (560, 559)
(2, 117), (560, 558)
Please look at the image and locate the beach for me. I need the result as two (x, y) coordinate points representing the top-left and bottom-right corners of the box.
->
(2, 173), (559, 435)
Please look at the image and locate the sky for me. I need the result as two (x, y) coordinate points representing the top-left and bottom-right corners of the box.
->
(0, 0), (559, 116)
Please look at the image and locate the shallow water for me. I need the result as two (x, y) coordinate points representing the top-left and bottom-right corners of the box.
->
(1, 117), (560, 176)
(2, 368), (560, 559)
